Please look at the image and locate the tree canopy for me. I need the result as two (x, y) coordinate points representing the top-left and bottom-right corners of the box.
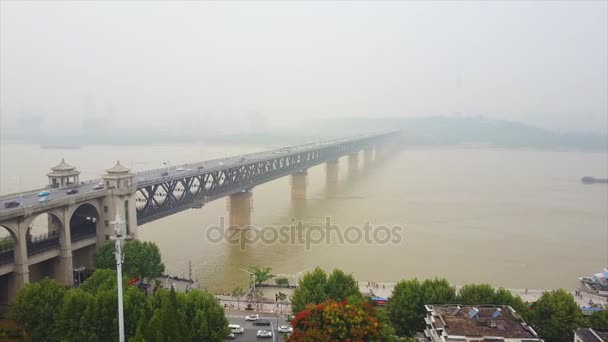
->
(291, 267), (362, 314)
(526, 289), (584, 342)
(8, 271), (228, 342)
(247, 265), (273, 286)
(94, 240), (165, 281)
(289, 298), (383, 342)
(386, 278), (456, 336)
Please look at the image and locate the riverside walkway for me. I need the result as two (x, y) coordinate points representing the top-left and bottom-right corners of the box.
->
(165, 280), (608, 314)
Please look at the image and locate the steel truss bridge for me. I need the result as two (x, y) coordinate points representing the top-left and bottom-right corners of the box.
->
(134, 132), (397, 224)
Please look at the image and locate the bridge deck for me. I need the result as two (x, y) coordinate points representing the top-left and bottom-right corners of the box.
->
(0, 132), (396, 224)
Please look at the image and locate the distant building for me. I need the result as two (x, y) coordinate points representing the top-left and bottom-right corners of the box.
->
(574, 329), (608, 342)
(423, 304), (542, 341)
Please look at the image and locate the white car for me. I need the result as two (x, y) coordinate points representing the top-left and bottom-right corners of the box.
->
(278, 326), (293, 333)
(256, 330), (272, 338)
(176, 167), (184, 171)
(245, 314), (259, 321)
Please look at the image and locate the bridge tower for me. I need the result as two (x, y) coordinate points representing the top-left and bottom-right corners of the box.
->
(228, 189), (252, 229)
(102, 161), (137, 240)
(290, 170), (308, 199)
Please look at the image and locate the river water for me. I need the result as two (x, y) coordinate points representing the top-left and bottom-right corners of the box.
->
(1, 143), (606, 291)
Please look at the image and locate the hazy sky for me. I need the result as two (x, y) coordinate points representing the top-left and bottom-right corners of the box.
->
(1, 1), (607, 133)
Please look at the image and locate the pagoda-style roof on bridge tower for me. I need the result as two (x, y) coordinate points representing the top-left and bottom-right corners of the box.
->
(47, 158), (80, 188)
(106, 160), (131, 174)
(47, 158), (80, 177)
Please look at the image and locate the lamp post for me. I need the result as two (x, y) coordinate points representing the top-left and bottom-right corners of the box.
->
(111, 214), (126, 342)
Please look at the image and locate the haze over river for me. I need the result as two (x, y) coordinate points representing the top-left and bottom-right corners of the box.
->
(1, 143), (606, 291)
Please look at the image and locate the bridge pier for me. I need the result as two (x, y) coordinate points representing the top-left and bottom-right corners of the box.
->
(228, 190), (252, 229)
(8, 222), (30, 301)
(56, 210), (73, 286)
(290, 170), (308, 199)
(348, 152), (360, 175)
(364, 148), (374, 166)
(325, 159), (339, 192)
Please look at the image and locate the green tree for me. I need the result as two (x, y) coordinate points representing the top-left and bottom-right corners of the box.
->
(386, 279), (424, 337)
(291, 268), (329, 314)
(457, 283), (497, 305)
(527, 289), (584, 342)
(8, 278), (66, 341)
(275, 277), (289, 287)
(252, 288), (265, 310)
(493, 287), (527, 312)
(183, 289), (229, 341)
(95, 240), (165, 281)
(145, 287), (185, 341)
(387, 278), (456, 337)
(52, 289), (98, 342)
(248, 265), (273, 286)
(291, 268), (362, 314)
(421, 278), (456, 305)
(587, 310), (608, 328)
(80, 268), (117, 294)
(231, 286), (245, 310)
(325, 269), (361, 301)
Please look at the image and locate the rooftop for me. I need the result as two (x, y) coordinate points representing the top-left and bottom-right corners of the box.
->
(425, 304), (539, 339)
(50, 158), (77, 171)
(106, 160), (131, 174)
(575, 328), (608, 342)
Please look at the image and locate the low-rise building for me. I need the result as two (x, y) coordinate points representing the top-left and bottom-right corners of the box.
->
(574, 328), (608, 342)
(424, 304), (542, 342)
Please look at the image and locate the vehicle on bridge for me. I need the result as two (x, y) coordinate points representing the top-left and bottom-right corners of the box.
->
(38, 196), (52, 203)
(3, 201), (19, 208)
(66, 189), (78, 195)
(93, 182), (104, 190)
(37, 191), (50, 197)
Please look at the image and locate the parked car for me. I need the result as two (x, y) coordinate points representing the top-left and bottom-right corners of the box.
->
(253, 320), (271, 327)
(226, 332), (235, 340)
(38, 197), (52, 203)
(256, 330), (272, 338)
(278, 326), (293, 333)
(37, 191), (50, 197)
(66, 189), (78, 195)
(93, 183), (104, 190)
(4, 201), (20, 208)
(245, 314), (259, 321)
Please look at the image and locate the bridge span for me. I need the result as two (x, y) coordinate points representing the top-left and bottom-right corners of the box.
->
(0, 132), (398, 308)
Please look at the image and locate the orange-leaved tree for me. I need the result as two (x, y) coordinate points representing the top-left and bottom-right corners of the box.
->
(288, 298), (382, 342)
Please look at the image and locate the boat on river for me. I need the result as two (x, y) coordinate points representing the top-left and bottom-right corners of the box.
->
(580, 269), (608, 297)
